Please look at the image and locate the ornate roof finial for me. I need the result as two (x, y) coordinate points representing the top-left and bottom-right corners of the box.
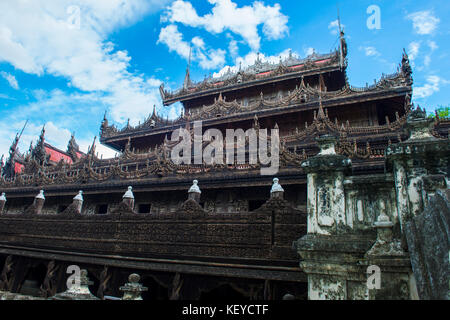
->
(401, 48), (413, 84)
(337, 5), (347, 68)
(317, 95), (326, 120)
(88, 136), (97, 157)
(40, 124), (46, 139)
(183, 43), (193, 90)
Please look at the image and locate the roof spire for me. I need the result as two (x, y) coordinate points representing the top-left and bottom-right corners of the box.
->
(337, 5), (347, 69)
(317, 95), (326, 120)
(183, 43), (192, 90)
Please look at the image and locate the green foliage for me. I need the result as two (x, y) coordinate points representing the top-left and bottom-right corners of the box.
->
(428, 106), (449, 119)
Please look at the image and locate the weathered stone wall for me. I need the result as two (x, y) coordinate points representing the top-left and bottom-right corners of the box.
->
(295, 109), (449, 300)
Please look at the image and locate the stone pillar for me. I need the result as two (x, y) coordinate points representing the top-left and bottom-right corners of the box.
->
(120, 273), (148, 300)
(300, 135), (351, 235)
(72, 191), (83, 214)
(270, 178), (284, 199)
(0, 192), (6, 214)
(364, 203), (414, 300)
(386, 107), (449, 228)
(34, 190), (45, 214)
(188, 180), (201, 203)
(122, 186), (135, 210)
(296, 135), (367, 300)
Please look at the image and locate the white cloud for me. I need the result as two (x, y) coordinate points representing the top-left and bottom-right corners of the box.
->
(43, 121), (72, 150)
(162, 0), (289, 51)
(360, 46), (380, 57)
(147, 77), (163, 87)
(328, 20), (344, 36)
(197, 48), (226, 69)
(157, 24), (191, 59)
(0, 93), (15, 100)
(228, 39), (239, 57)
(407, 11), (440, 35)
(424, 40), (438, 67)
(408, 41), (421, 61)
(414, 75), (448, 99)
(192, 36), (205, 49)
(0, 71), (19, 89)
(423, 56), (431, 68)
(427, 40), (438, 51)
(157, 24), (226, 70)
(0, 0), (170, 127)
(304, 47), (315, 56)
(213, 49), (299, 77)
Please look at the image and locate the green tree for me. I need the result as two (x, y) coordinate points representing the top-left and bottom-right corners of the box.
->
(428, 106), (449, 119)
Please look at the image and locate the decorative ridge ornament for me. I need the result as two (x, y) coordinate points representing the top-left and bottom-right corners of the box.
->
(0, 192), (6, 202)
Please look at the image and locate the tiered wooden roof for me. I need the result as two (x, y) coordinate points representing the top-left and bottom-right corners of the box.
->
(100, 51), (412, 150)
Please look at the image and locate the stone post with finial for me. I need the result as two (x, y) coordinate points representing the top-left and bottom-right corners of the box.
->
(188, 180), (201, 203)
(120, 273), (148, 300)
(72, 191), (83, 214)
(50, 269), (99, 300)
(122, 186), (135, 210)
(364, 199), (412, 300)
(270, 178), (284, 199)
(34, 190), (45, 214)
(0, 192), (6, 214)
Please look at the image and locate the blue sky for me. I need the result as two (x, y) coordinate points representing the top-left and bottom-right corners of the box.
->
(0, 0), (448, 158)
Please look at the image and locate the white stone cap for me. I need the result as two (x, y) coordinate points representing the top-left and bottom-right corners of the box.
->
(0, 192), (6, 201)
(123, 186), (134, 199)
(271, 178), (284, 193)
(35, 190), (45, 200)
(374, 212), (393, 228)
(188, 180), (201, 194)
(73, 190), (83, 201)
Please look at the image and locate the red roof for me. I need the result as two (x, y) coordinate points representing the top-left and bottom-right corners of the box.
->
(45, 146), (74, 164)
(14, 162), (24, 174)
